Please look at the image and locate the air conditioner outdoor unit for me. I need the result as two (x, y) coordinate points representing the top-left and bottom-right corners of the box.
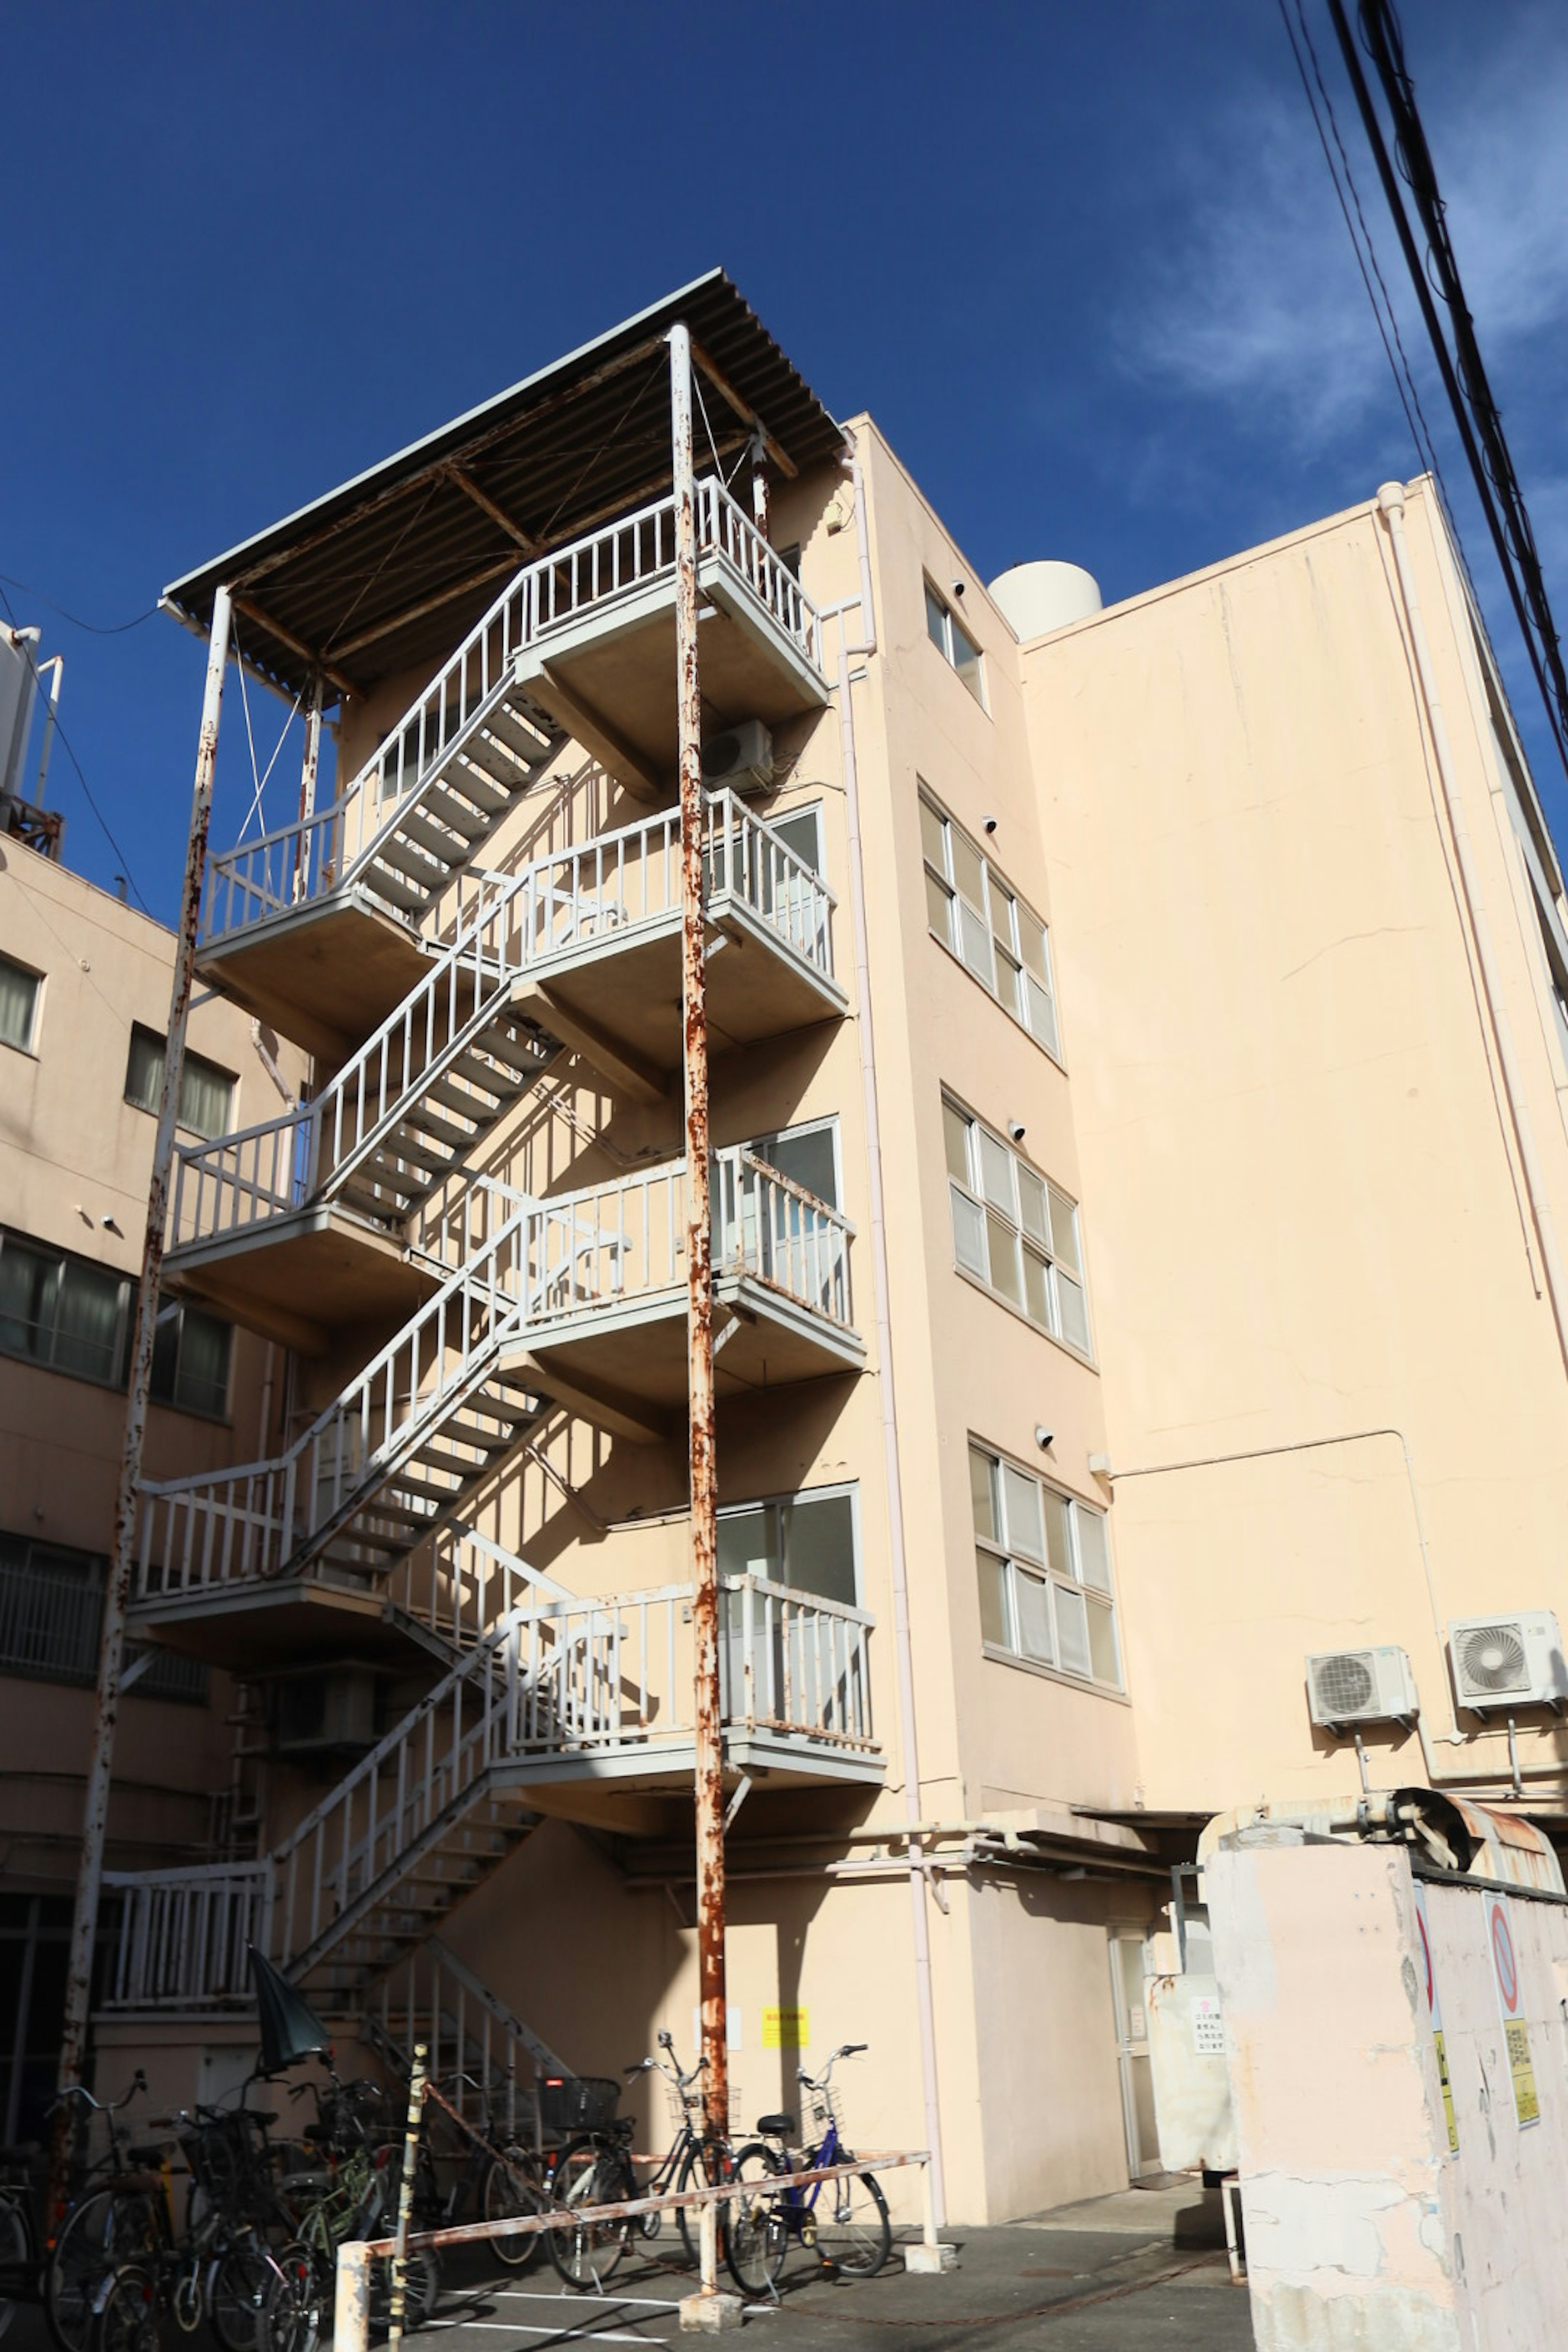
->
(1305, 1646), (1420, 1729)
(273, 1666), (379, 1756)
(1448, 1613), (1568, 1713)
(701, 719), (775, 794)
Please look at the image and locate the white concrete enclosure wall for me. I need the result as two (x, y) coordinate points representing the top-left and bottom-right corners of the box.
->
(1208, 1837), (1568, 2352)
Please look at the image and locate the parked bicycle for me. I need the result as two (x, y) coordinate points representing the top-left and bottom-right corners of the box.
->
(545, 2033), (725, 2290)
(408, 2073), (548, 2274)
(724, 2043), (891, 2296)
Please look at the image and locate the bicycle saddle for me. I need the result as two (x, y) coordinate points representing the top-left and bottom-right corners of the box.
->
(756, 2113), (795, 2138)
(128, 2144), (169, 2167)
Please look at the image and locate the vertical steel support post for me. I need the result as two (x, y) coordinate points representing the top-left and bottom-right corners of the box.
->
(388, 2040), (428, 2352)
(293, 674), (323, 900)
(750, 430), (770, 540)
(671, 323), (728, 2156)
(53, 586), (232, 2205)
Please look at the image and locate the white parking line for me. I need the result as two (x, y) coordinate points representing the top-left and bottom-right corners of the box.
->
(420, 2323), (672, 2345)
(487, 2292), (684, 2309)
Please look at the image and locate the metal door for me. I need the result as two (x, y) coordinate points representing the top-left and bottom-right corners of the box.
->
(1109, 1929), (1162, 2179)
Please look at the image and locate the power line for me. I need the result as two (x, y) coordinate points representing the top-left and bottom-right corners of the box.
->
(1326, 0), (1568, 782)
(0, 581), (153, 913)
(0, 572), (158, 636)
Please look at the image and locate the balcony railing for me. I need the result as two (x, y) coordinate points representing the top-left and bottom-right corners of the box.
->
(200, 480), (825, 948)
(169, 794), (837, 1256)
(101, 1862), (272, 2009)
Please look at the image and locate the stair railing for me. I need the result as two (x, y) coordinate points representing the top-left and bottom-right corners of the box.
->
(99, 1861), (273, 2009)
(371, 1938), (571, 2135)
(387, 1524), (567, 1656)
(201, 479), (826, 947)
(138, 1208), (537, 1599)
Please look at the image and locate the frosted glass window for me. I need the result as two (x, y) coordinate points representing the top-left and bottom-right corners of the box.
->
(943, 1098), (1092, 1356)
(0, 958), (40, 1053)
(924, 584), (984, 704)
(917, 788), (1059, 1053)
(971, 1439), (1120, 1690)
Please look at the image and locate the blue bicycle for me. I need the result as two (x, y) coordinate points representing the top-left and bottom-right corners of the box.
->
(724, 2043), (890, 2295)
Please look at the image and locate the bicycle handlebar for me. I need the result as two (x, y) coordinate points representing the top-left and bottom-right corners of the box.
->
(796, 2042), (868, 2091)
(47, 2068), (147, 2121)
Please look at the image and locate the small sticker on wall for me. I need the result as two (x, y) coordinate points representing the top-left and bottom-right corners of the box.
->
(692, 2007), (743, 2053)
(1189, 1996), (1225, 2057)
(763, 2006), (808, 2051)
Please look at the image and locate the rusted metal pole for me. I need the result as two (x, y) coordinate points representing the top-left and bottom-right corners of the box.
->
(388, 2040), (428, 2352)
(292, 673), (323, 901)
(670, 323), (727, 2157)
(52, 586), (232, 2209)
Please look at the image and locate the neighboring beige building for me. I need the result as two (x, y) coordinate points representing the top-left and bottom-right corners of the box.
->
(0, 826), (305, 2137)
(76, 273), (1568, 2222)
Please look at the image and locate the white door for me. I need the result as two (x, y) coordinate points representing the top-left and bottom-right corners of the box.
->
(1109, 1930), (1162, 2179)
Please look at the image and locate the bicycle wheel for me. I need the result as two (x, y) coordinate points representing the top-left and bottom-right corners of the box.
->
(481, 2149), (546, 2272)
(255, 2255), (318, 2352)
(369, 2250), (440, 2332)
(47, 2187), (160, 2352)
(95, 2267), (164, 2352)
(547, 2143), (631, 2292)
(0, 2191), (30, 2341)
(722, 2146), (788, 2299)
(815, 2168), (890, 2277)
(674, 2142), (724, 2272)
(209, 2243), (277, 2352)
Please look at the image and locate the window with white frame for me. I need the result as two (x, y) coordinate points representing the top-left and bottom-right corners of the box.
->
(0, 956), (40, 1055)
(970, 1443), (1119, 1688)
(716, 1483), (858, 1607)
(125, 1025), (234, 1140)
(920, 792), (1058, 1055)
(942, 1097), (1090, 1354)
(924, 581), (984, 703)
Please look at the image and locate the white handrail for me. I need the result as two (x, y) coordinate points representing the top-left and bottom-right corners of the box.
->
(173, 793), (837, 1254)
(200, 480), (826, 946)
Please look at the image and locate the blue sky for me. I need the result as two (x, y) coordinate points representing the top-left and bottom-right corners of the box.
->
(4, 1), (1567, 921)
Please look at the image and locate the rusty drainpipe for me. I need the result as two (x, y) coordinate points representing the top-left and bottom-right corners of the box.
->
(670, 324), (727, 2167)
(52, 586), (233, 2216)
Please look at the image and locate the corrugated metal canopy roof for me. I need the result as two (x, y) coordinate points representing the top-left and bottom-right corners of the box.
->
(163, 270), (845, 703)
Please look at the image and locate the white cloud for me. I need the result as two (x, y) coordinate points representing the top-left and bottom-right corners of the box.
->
(1123, 14), (1568, 455)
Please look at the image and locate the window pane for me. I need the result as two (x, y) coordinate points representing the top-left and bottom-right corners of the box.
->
(977, 1551), (1009, 1648)
(1047, 1186), (1081, 1275)
(924, 586), (949, 654)
(1017, 1169), (1048, 1244)
(757, 1125), (837, 1211)
(949, 612), (982, 699)
(1087, 1597), (1120, 1686)
(149, 1307), (180, 1403)
(949, 830), (986, 912)
(977, 1129), (1015, 1213)
(178, 1053), (233, 1142)
(1022, 1246), (1051, 1327)
(717, 1504), (773, 1581)
(969, 1447), (998, 1541)
(942, 1102), (973, 1187)
(174, 1309), (231, 1418)
(985, 1210), (1022, 1304)
(995, 951), (1021, 1018)
(1015, 1570), (1053, 1662)
(918, 799), (947, 875)
(778, 1491), (856, 1606)
(125, 1026), (163, 1114)
(0, 1241), (57, 1363)
(958, 900), (995, 987)
(769, 808), (822, 873)
(1058, 1272), (1090, 1354)
(1076, 1508), (1113, 1595)
(0, 960), (39, 1052)
(1056, 1583), (1091, 1677)
(990, 884), (1016, 949)
(53, 1262), (125, 1383)
(1025, 976), (1058, 1054)
(924, 869), (956, 944)
(1002, 1465), (1043, 1561)
(950, 1185), (987, 1278)
(1017, 913), (1049, 982)
(1043, 1489), (1072, 1579)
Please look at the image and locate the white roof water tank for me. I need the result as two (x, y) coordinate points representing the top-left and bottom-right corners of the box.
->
(987, 561), (1102, 642)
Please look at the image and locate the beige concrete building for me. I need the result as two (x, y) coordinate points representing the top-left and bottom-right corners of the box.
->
(80, 274), (1568, 2222)
(0, 824), (305, 2137)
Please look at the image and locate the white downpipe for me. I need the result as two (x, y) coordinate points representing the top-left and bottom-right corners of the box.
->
(836, 434), (947, 2223)
(1379, 483), (1568, 1381)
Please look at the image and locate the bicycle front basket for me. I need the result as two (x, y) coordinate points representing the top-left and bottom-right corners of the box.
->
(538, 2076), (620, 2133)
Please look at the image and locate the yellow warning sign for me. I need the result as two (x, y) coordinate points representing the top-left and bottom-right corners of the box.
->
(1503, 2019), (1540, 2127)
(763, 2005), (807, 2050)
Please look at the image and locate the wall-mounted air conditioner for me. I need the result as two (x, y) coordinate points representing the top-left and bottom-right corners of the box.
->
(272, 1666), (380, 1756)
(1305, 1646), (1420, 1729)
(701, 720), (775, 794)
(1448, 1613), (1568, 1714)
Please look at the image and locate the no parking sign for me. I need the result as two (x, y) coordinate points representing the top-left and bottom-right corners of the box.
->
(1484, 1891), (1540, 2129)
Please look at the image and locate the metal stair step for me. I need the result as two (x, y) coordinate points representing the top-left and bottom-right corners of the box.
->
(420, 786), (491, 841)
(397, 805), (477, 862)
(395, 1098), (486, 1150)
(363, 862), (430, 914)
(440, 765), (509, 816)
(488, 699), (559, 760)
(379, 831), (456, 885)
